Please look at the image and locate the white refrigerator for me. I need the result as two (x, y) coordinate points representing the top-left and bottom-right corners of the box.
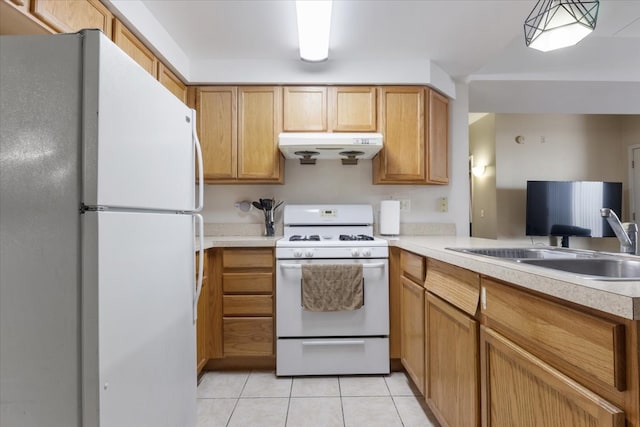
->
(0, 30), (204, 427)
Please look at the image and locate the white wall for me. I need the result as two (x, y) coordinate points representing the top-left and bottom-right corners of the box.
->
(201, 82), (471, 236)
(491, 114), (629, 250)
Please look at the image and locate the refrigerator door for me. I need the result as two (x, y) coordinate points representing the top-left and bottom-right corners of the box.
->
(81, 31), (195, 211)
(1, 34), (83, 427)
(81, 211), (196, 427)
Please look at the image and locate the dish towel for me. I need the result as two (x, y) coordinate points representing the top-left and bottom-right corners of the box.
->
(301, 264), (364, 311)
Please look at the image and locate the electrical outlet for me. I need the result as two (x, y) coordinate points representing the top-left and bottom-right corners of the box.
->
(439, 197), (448, 212)
(399, 199), (411, 212)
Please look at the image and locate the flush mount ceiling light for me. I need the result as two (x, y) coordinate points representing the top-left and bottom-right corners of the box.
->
(295, 0), (332, 62)
(524, 0), (599, 52)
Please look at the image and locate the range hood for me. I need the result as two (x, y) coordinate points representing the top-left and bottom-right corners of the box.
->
(278, 132), (383, 165)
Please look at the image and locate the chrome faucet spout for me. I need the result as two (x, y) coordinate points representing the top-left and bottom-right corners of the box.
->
(601, 208), (638, 255)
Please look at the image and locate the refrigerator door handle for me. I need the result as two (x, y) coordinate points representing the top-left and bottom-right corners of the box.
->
(192, 109), (204, 212)
(193, 213), (204, 323)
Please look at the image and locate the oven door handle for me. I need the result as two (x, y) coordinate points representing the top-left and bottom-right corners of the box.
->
(280, 262), (385, 269)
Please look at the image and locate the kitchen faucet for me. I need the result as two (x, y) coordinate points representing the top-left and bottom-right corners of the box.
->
(600, 208), (638, 255)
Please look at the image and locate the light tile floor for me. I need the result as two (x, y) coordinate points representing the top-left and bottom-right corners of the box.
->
(197, 370), (439, 427)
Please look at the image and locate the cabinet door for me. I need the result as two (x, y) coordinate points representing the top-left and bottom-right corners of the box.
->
(237, 86), (283, 182)
(481, 326), (624, 427)
(283, 86), (327, 131)
(425, 292), (479, 427)
(374, 87), (425, 184)
(158, 63), (187, 103)
(196, 87), (237, 181)
(112, 19), (158, 78)
(31, 0), (112, 34)
(400, 277), (425, 394)
(427, 88), (449, 184)
(196, 251), (210, 374)
(329, 86), (377, 131)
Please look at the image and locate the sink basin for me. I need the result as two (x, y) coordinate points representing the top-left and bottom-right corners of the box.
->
(517, 258), (640, 280)
(446, 247), (591, 260)
(446, 247), (640, 281)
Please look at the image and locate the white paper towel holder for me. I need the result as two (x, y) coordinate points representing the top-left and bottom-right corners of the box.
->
(379, 200), (400, 236)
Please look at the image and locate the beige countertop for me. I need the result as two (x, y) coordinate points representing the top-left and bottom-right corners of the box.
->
(197, 234), (640, 320)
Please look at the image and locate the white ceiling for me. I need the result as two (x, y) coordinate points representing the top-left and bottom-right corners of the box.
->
(108, 0), (640, 112)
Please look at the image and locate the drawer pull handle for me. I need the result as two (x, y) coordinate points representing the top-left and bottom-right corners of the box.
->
(302, 340), (366, 346)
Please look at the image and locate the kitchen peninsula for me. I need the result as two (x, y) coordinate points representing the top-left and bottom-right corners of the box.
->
(197, 234), (640, 427)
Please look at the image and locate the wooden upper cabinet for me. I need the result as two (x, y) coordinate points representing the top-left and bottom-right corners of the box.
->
(374, 86), (425, 184)
(195, 86), (283, 183)
(427, 88), (449, 184)
(158, 63), (187, 103)
(196, 86), (237, 181)
(283, 86), (377, 133)
(329, 86), (377, 131)
(30, 0), (112, 34)
(283, 86), (327, 132)
(237, 86), (283, 182)
(112, 19), (158, 79)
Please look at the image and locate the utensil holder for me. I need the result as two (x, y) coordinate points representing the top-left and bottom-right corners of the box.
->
(265, 220), (275, 237)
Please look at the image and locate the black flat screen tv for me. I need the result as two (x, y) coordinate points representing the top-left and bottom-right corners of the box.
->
(526, 181), (622, 239)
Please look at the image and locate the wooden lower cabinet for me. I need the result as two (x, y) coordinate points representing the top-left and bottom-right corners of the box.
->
(196, 249), (211, 374)
(481, 326), (624, 427)
(207, 247), (275, 362)
(425, 292), (479, 427)
(400, 276), (425, 394)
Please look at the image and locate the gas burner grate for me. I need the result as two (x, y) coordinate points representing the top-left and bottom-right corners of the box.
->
(290, 235), (321, 241)
(339, 234), (374, 241)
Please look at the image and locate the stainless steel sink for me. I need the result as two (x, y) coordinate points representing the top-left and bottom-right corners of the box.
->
(446, 247), (640, 281)
(517, 258), (640, 280)
(446, 247), (592, 259)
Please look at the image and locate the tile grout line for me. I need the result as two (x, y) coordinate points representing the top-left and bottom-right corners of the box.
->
(338, 377), (346, 427)
(384, 374), (407, 426)
(284, 376), (293, 427)
(224, 370), (252, 427)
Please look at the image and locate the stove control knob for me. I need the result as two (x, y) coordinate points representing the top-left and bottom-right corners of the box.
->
(304, 249), (314, 258)
(293, 249), (303, 258)
(351, 249), (361, 257)
(362, 248), (372, 257)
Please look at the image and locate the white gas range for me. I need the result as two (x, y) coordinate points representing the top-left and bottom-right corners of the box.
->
(275, 204), (390, 376)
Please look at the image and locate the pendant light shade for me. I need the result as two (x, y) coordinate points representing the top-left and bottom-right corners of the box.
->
(524, 0), (599, 52)
(296, 0), (333, 62)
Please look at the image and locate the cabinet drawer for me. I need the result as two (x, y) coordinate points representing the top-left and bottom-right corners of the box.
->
(425, 259), (479, 316)
(223, 272), (273, 293)
(400, 250), (425, 284)
(223, 317), (273, 356)
(223, 295), (273, 316)
(481, 278), (626, 391)
(223, 248), (273, 269)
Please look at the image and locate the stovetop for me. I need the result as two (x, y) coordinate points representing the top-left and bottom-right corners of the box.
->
(287, 234), (375, 242)
(276, 204), (389, 258)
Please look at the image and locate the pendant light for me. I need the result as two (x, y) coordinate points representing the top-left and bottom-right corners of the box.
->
(295, 0), (333, 62)
(524, 0), (599, 52)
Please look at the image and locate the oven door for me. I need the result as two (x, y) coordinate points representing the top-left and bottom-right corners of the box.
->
(276, 258), (389, 337)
